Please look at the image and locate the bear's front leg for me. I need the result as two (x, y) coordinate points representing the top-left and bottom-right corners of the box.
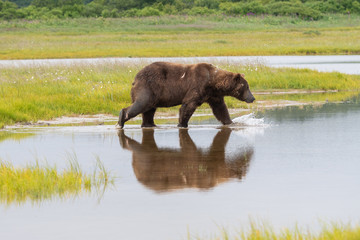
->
(208, 97), (233, 125)
(178, 102), (199, 128)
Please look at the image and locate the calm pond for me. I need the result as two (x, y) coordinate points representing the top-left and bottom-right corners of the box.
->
(1, 93), (360, 239)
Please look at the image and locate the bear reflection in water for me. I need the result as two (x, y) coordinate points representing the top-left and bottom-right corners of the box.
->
(118, 128), (253, 192)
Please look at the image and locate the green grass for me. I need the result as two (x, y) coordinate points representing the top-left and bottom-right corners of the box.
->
(0, 14), (360, 59)
(192, 221), (360, 240)
(1, 62), (359, 127)
(0, 154), (114, 205)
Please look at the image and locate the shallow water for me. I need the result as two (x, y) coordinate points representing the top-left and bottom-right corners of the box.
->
(1, 95), (359, 239)
(1, 55), (360, 74)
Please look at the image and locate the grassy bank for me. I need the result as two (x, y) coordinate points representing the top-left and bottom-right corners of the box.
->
(1, 14), (360, 59)
(194, 221), (360, 240)
(0, 155), (114, 205)
(1, 62), (360, 128)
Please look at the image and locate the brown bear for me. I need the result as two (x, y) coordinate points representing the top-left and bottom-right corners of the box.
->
(118, 62), (255, 128)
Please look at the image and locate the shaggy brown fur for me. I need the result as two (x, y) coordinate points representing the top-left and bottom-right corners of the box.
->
(118, 62), (255, 128)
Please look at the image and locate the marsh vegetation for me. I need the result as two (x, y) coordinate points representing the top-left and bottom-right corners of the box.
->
(0, 154), (114, 205)
(193, 221), (360, 240)
(1, 14), (360, 59)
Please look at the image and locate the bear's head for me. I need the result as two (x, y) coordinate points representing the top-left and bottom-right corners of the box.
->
(232, 73), (255, 103)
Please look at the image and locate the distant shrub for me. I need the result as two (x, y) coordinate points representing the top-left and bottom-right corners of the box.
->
(162, 4), (177, 14)
(267, 1), (323, 20)
(0, 0), (19, 19)
(151, 2), (164, 12)
(121, 8), (139, 17)
(106, 0), (140, 11)
(243, 1), (267, 15)
(22, 6), (51, 19)
(187, 6), (215, 15)
(219, 1), (266, 15)
(100, 8), (119, 18)
(62, 4), (84, 18)
(83, 2), (103, 17)
(49, 8), (63, 18)
(304, 1), (344, 14)
(0, 7), (16, 19)
(101, 9), (110, 18)
(351, 1), (360, 13)
(110, 8), (119, 17)
(136, 7), (162, 17)
(174, 0), (195, 11)
(219, 2), (243, 15)
(194, 0), (219, 9)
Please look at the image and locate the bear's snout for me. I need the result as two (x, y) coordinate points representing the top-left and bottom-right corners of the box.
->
(244, 90), (255, 103)
(246, 96), (255, 103)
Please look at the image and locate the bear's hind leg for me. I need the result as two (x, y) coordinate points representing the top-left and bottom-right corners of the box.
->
(118, 108), (127, 129)
(118, 96), (153, 129)
(141, 108), (157, 128)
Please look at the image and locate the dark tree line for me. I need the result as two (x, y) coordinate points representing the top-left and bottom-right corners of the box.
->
(1, 0), (360, 20)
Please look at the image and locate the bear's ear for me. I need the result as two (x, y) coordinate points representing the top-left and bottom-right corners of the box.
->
(234, 73), (241, 82)
(233, 74), (244, 87)
(240, 73), (245, 78)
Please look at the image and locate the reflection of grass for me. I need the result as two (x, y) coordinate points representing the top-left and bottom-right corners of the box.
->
(1, 15), (360, 59)
(255, 91), (359, 103)
(194, 221), (360, 240)
(0, 131), (34, 142)
(0, 63), (359, 127)
(0, 154), (114, 205)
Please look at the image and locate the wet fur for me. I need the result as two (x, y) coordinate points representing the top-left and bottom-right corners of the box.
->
(118, 62), (255, 128)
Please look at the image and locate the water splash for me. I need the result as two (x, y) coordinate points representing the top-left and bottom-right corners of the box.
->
(232, 113), (267, 127)
(231, 113), (269, 141)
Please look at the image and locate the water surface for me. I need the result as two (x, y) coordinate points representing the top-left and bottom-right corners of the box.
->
(1, 55), (359, 74)
(0, 95), (359, 239)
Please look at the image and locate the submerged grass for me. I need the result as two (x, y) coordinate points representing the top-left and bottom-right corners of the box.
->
(0, 154), (114, 205)
(1, 14), (360, 59)
(192, 221), (360, 240)
(1, 62), (360, 127)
